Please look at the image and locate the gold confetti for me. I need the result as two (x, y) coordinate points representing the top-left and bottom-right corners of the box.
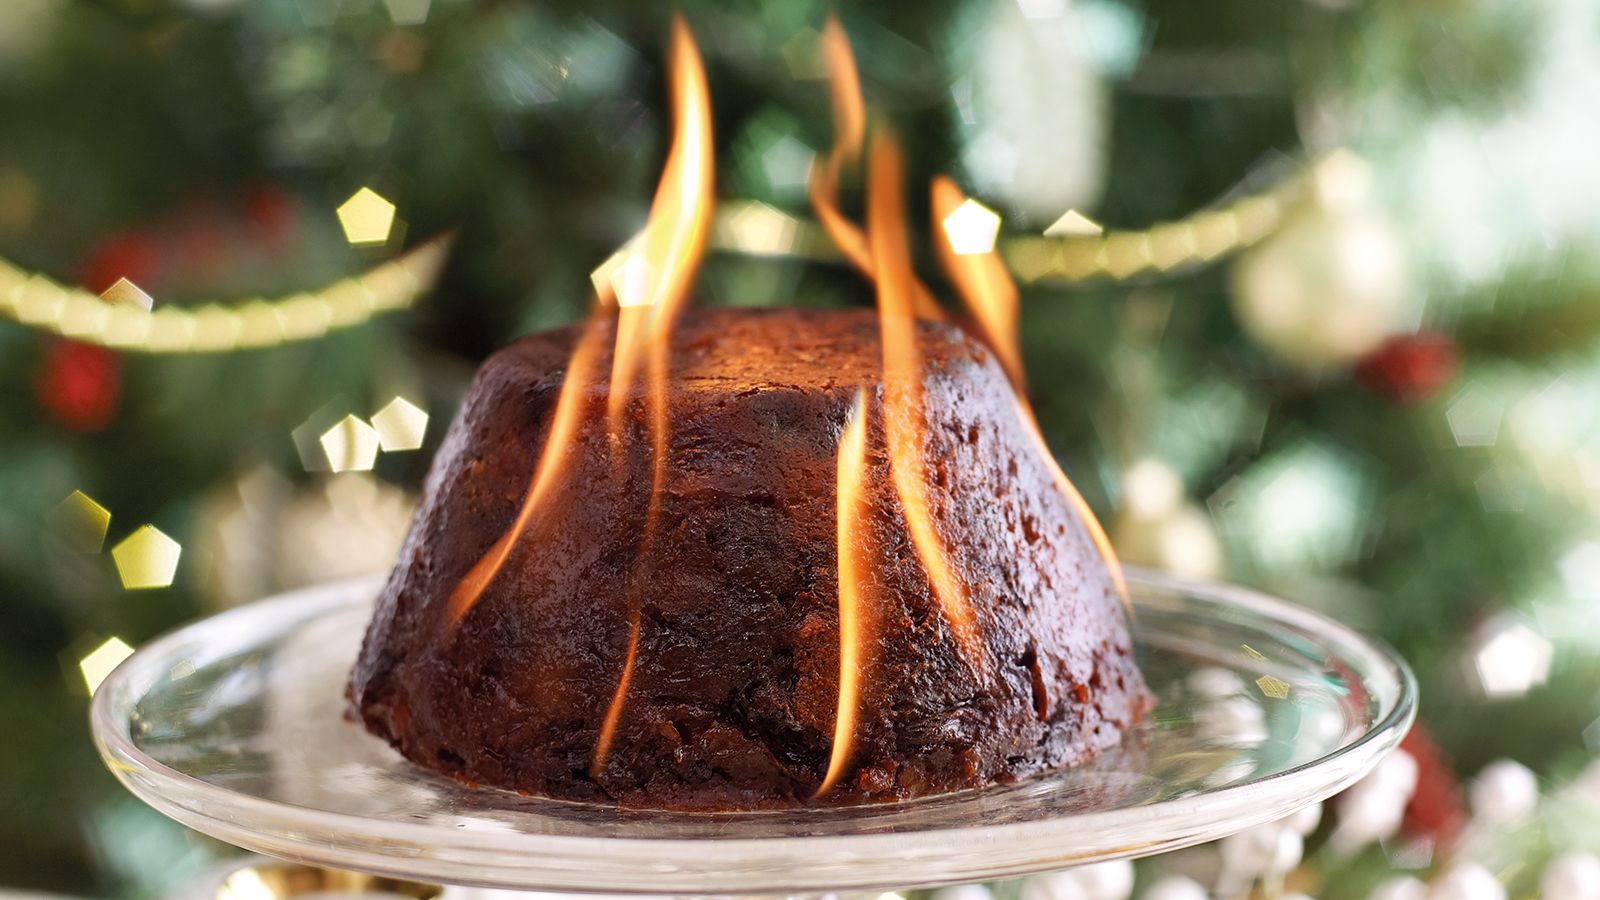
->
(320, 414), (381, 472)
(48, 490), (111, 553)
(112, 525), (182, 589)
(1242, 644), (1268, 663)
(1044, 209), (1104, 237)
(1256, 674), (1292, 699)
(941, 198), (1003, 255)
(371, 396), (429, 452)
(99, 277), (154, 311)
(381, 0), (432, 25)
(79, 636), (135, 695)
(715, 201), (800, 256)
(336, 188), (398, 247)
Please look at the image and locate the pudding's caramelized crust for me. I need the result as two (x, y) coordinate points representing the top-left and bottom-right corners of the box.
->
(348, 308), (1149, 809)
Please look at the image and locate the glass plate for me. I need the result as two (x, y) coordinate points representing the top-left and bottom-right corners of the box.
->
(92, 570), (1414, 895)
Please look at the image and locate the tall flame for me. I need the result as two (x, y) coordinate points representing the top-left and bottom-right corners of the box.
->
(593, 14), (717, 776)
(818, 389), (870, 798)
(810, 15), (871, 274)
(867, 133), (983, 661)
(606, 13), (716, 418)
(444, 318), (609, 627)
(810, 16), (944, 322)
(931, 179), (1128, 606)
(930, 176), (1024, 391)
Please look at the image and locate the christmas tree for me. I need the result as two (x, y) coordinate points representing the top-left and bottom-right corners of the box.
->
(3, 0), (1598, 896)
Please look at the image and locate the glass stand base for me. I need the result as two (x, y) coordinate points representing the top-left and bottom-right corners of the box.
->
(94, 570), (1414, 895)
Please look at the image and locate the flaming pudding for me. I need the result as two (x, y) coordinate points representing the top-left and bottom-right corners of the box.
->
(347, 16), (1149, 810)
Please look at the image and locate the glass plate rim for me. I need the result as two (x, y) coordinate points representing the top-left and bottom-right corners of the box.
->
(90, 568), (1416, 887)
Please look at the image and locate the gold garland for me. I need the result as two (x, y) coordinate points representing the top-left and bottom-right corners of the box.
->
(716, 160), (1309, 283)
(1001, 180), (1298, 284)
(1, 161), (1311, 355)
(0, 237), (451, 354)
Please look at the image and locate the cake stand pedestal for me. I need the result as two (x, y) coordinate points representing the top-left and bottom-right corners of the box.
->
(93, 570), (1414, 896)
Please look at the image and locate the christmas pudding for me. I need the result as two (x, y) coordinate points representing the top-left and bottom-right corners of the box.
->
(347, 15), (1147, 810)
(348, 308), (1148, 809)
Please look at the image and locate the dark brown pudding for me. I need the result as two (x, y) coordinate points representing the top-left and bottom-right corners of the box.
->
(348, 307), (1148, 809)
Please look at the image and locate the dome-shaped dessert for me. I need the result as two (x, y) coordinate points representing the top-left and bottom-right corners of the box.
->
(348, 307), (1149, 809)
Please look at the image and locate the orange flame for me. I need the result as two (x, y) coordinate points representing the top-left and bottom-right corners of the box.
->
(810, 15), (871, 274)
(867, 133), (983, 661)
(818, 389), (870, 797)
(593, 14), (717, 776)
(931, 179), (1128, 607)
(810, 16), (944, 322)
(444, 318), (609, 627)
(930, 176), (1024, 391)
(606, 13), (716, 418)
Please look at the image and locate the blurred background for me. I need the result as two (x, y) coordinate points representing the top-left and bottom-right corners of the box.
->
(2, 0), (1599, 897)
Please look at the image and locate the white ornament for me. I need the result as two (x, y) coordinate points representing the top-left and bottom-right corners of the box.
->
(957, 0), (1108, 224)
(1198, 696), (1268, 746)
(1468, 759), (1539, 824)
(1426, 865), (1504, 900)
(1141, 876), (1209, 900)
(932, 886), (995, 900)
(1112, 503), (1224, 581)
(1369, 876), (1428, 900)
(1367, 750), (1422, 798)
(1230, 155), (1412, 371)
(1541, 852), (1600, 900)
(1270, 829), (1305, 875)
(1188, 667), (1247, 700)
(1074, 860), (1135, 900)
(1285, 802), (1323, 836)
(1123, 459), (1184, 519)
(1330, 758), (1414, 858)
(1220, 823), (1301, 878)
(1021, 873), (1089, 900)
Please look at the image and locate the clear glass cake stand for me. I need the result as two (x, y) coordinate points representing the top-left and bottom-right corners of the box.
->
(91, 569), (1414, 895)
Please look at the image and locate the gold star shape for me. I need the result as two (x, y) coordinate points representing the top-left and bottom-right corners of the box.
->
(79, 636), (135, 695)
(99, 277), (155, 311)
(941, 198), (1003, 255)
(49, 490), (111, 553)
(336, 188), (397, 247)
(1044, 209), (1104, 237)
(1256, 674), (1292, 700)
(371, 396), (428, 451)
(320, 414), (381, 472)
(112, 525), (182, 590)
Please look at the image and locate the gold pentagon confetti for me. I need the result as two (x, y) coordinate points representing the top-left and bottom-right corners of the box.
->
(112, 525), (182, 589)
(1256, 674), (1292, 700)
(99, 277), (154, 311)
(941, 198), (1003, 255)
(1242, 644), (1268, 663)
(1044, 209), (1104, 237)
(371, 396), (429, 452)
(48, 490), (111, 553)
(320, 414), (381, 472)
(79, 636), (135, 695)
(336, 188), (397, 247)
(382, 0), (432, 25)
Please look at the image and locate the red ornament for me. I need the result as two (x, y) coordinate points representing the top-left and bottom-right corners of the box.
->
(244, 184), (297, 252)
(78, 231), (161, 296)
(35, 340), (121, 432)
(1357, 332), (1460, 404)
(1400, 727), (1468, 846)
